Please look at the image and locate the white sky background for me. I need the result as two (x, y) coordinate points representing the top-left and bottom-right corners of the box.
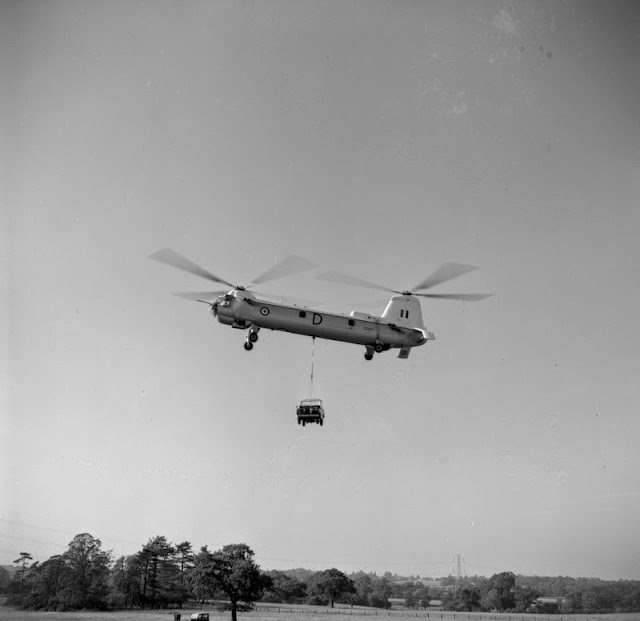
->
(3, 0), (640, 580)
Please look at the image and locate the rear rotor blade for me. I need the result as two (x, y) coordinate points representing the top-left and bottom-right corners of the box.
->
(415, 292), (493, 301)
(149, 249), (235, 287)
(317, 270), (398, 294)
(249, 254), (317, 286)
(413, 262), (478, 292)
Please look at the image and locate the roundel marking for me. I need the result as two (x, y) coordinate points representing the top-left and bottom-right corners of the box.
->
(260, 306), (270, 316)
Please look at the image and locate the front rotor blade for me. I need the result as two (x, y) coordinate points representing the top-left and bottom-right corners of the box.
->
(413, 262), (478, 292)
(149, 249), (234, 287)
(317, 270), (398, 294)
(172, 291), (228, 301)
(415, 293), (493, 301)
(250, 290), (318, 307)
(250, 254), (317, 286)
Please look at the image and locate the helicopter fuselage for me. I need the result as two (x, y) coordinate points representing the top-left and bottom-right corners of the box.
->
(149, 248), (490, 361)
(212, 290), (434, 359)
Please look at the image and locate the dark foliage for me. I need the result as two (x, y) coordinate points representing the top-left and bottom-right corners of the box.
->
(262, 570), (308, 603)
(207, 544), (271, 621)
(308, 568), (356, 608)
(7, 534), (110, 611)
(8, 535), (640, 615)
(0, 566), (12, 593)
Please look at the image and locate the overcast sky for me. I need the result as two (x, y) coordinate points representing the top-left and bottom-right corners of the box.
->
(3, 1), (640, 581)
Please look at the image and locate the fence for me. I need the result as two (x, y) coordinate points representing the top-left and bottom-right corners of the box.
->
(250, 607), (640, 621)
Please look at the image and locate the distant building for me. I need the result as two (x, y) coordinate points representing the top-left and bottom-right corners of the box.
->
(532, 596), (566, 613)
(389, 598), (442, 610)
(419, 579), (442, 588)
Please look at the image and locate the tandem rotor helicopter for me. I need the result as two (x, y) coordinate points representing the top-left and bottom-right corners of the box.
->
(150, 249), (492, 362)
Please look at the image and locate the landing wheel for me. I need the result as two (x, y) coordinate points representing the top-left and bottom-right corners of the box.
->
(244, 341), (253, 351)
(320, 419), (323, 426)
(374, 343), (384, 353)
(248, 331), (259, 343)
(364, 352), (373, 361)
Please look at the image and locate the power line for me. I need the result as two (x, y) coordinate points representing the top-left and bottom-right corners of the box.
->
(0, 518), (140, 547)
(259, 556), (454, 569)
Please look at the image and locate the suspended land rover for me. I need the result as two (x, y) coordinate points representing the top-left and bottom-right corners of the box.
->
(296, 398), (325, 426)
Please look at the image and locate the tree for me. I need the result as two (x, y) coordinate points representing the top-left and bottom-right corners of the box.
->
(13, 552), (33, 597)
(483, 572), (516, 612)
(562, 590), (583, 614)
(351, 572), (373, 607)
(138, 536), (176, 608)
(582, 583), (616, 613)
(189, 546), (214, 605)
(514, 584), (540, 612)
(262, 571), (307, 603)
(61, 533), (111, 610)
(404, 591), (417, 609)
(209, 543), (271, 621)
(312, 568), (356, 608)
(107, 556), (129, 609)
(0, 566), (11, 593)
(368, 575), (392, 609)
(13, 534), (111, 611)
(444, 585), (482, 612)
(414, 585), (431, 609)
(31, 555), (66, 610)
(175, 541), (194, 608)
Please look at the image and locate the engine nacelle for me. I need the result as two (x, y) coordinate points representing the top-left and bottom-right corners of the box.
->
(350, 310), (382, 322)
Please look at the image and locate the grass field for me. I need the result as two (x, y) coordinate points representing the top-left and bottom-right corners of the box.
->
(2, 605), (640, 621)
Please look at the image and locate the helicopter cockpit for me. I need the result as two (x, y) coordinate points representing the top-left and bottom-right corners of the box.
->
(211, 293), (234, 320)
(218, 294), (233, 308)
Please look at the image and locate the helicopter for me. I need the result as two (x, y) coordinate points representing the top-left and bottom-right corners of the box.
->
(149, 249), (492, 360)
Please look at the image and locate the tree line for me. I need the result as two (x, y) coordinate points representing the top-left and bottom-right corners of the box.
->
(4, 533), (640, 617)
(438, 573), (640, 614)
(5, 534), (268, 621)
